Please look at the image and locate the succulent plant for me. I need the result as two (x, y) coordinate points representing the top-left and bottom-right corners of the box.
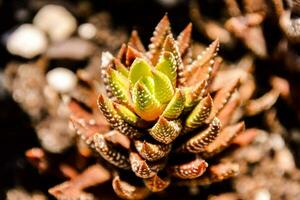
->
(68, 15), (251, 199)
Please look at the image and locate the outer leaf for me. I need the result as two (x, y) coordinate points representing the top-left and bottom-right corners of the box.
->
(134, 139), (172, 161)
(97, 95), (142, 138)
(129, 152), (162, 178)
(184, 39), (219, 84)
(176, 23), (192, 56)
(168, 158), (208, 179)
(144, 175), (170, 192)
(177, 162), (239, 186)
(180, 117), (221, 153)
(149, 117), (182, 144)
(93, 133), (130, 169)
(201, 122), (245, 158)
(152, 69), (174, 104)
(183, 80), (207, 111)
(185, 94), (213, 129)
(129, 30), (146, 52)
(132, 81), (162, 121)
(112, 176), (149, 200)
(107, 68), (131, 105)
(162, 89), (185, 119)
(208, 78), (240, 121)
(156, 51), (177, 87)
(129, 58), (152, 86)
(163, 35), (184, 86)
(195, 163), (240, 186)
(113, 102), (141, 127)
(147, 15), (171, 65)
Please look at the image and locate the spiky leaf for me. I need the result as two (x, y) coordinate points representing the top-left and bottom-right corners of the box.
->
(180, 117), (221, 153)
(162, 89), (185, 119)
(129, 152), (161, 178)
(134, 140), (172, 161)
(196, 163), (240, 186)
(132, 81), (162, 121)
(129, 30), (146, 52)
(163, 35), (184, 86)
(152, 69), (174, 104)
(149, 117), (182, 144)
(183, 80), (207, 111)
(129, 58), (152, 86)
(113, 102), (145, 127)
(147, 15), (171, 65)
(94, 133), (130, 169)
(144, 175), (170, 192)
(184, 39), (219, 84)
(201, 122), (245, 158)
(112, 176), (149, 200)
(107, 68), (131, 105)
(176, 23), (192, 56)
(168, 158), (208, 179)
(185, 94), (213, 129)
(97, 95), (142, 138)
(156, 51), (177, 87)
(208, 78), (240, 121)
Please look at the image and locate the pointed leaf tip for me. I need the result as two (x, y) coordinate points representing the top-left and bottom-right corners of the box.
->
(149, 117), (182, 144)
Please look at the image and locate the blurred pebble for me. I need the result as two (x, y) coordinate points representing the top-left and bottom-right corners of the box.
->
(6, 187), (46, 200)
(156, 0), (182, 7)
(254, 189), (271, 200)
(33, 5), (77, 42)
(37, 117), (75, 153)
(6, 24), (47, 58)
(78, 23), (97, 40)
(275, 148), (296, 173)
(254, 130), (268, 144)
(46, 38), (95, 60)
(269, 133), (285, 150)
(46, 68), (77, 93)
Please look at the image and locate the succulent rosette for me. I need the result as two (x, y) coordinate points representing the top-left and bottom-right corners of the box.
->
(72, 15), (246, 199)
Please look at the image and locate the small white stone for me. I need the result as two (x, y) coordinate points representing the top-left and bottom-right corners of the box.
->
(254, 189), (271, 200)
(33, 5), (77, 42)
(46, 67), (77, 93)
(275, 148), (296, 173)
(6, 24), (47, 58)
(269, 133), (285, 150)
(78, 23), (97, 40)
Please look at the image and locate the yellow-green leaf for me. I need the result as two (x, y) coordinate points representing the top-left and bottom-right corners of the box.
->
(107, 68), (131, 106)
(156, 51), (176, 87)
(129, 58), (152, 86)
(162, 89), (185, 119)
(185, 95), (213, 129)
(152, 69), (174, 104)
(114, 102), (147, 128)
(114, 59), (129, 77)
(132, 80), (162, 121)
